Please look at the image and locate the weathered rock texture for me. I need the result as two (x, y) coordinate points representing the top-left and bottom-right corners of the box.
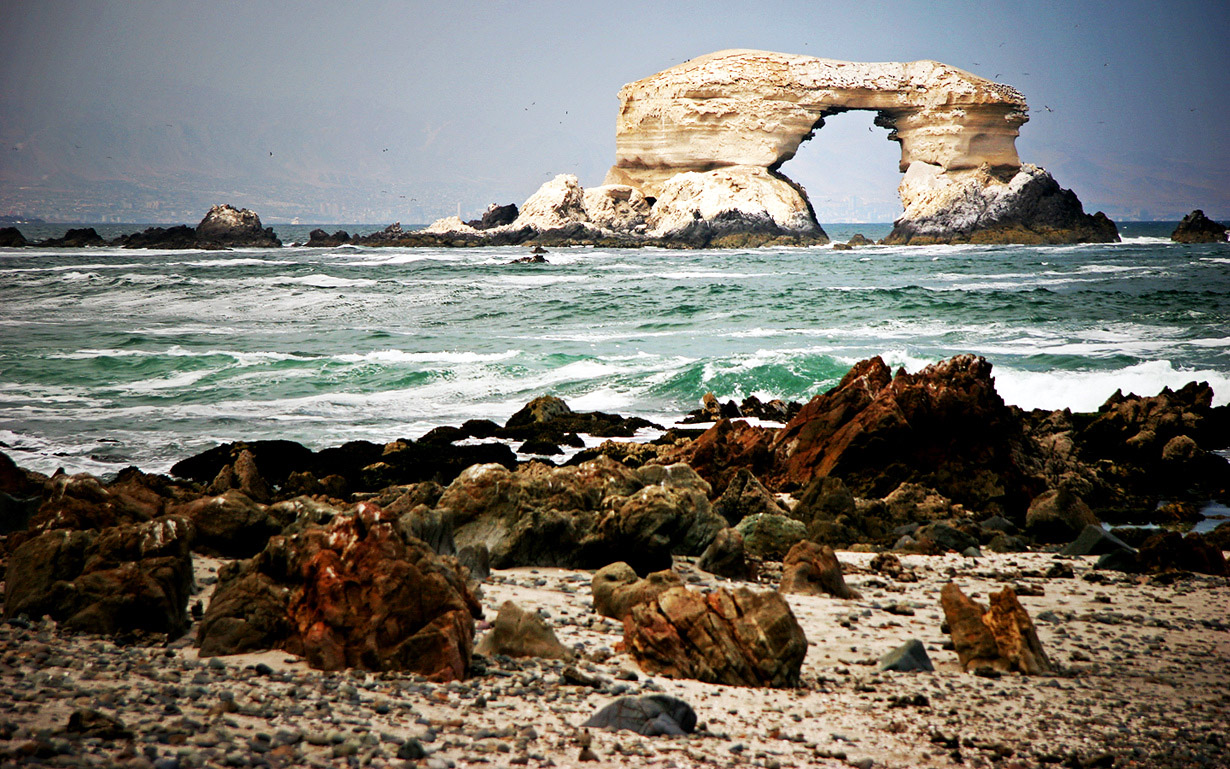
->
(940, 583), (1053, 675)
(197, 502), (481, 679)
(195, 204), (281, 248)
(605, 49), (1116, 245)
(622, 585), (807, 688)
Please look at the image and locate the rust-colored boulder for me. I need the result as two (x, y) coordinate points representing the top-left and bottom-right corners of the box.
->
(197, 502), (481, 680)
(592, 562), (684, 620)
(779, 541), (860, 599)
(622, 585), (807, 688)
(662, 418), (779, 495)
(940, 583), (1053, 675)
(772, 355), (1035, 516)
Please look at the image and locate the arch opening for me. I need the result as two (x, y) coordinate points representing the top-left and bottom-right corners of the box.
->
(773, 109), (905, 226)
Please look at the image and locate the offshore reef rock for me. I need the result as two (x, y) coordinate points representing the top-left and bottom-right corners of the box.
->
(622, 585), (807, 687)
(171, 434), (517, 496)
(195, 204), (281, 248)
(940, 583), (1053, 675)
(1170, 209), (1228, 243)
(305, 228), (352, 246)
(197, 502), (481, 679)
(40, 227), (106, 247)
(0, 227), (29, 247)
(114, 225), (202, 249)
(4, 516), (195, 638)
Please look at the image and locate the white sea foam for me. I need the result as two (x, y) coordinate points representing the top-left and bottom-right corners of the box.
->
(994, 360), (1230, 411)
(332, 349), (521, 364)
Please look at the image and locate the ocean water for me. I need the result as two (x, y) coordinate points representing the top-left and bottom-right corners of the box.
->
(1, 222), (1227, 477)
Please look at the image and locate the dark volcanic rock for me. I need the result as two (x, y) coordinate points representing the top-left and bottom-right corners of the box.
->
(879, 638), (934, 673)
(583, 695), (698, 736)
(197, 502), (481, 678)
(40, 227), (106, 247)
(113, 225), (200, 249)
(773, 355), (1040, 517)
(1061, 524), (1135, 557)
(884, 166), (1120, 245)
(1171, 209), (1228, 243)
(195, 204), (281, 248)
(305, 229), (352, 246)
(713, 467), (789, 526)
(0, 227), (28, 247)
(4, 516), (194, 638)
(466, 203), (519, 230)
(1136, 531), (1227, 576)
(169, 489), (280, 558)
(623, 585), (807, 687)
(66, 709), (132, 740)
(1025, 487), (1099, 543)
(499, 395), (659, 444)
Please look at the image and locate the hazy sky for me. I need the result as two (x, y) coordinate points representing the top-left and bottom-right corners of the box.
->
(2, 0), (1227, 223)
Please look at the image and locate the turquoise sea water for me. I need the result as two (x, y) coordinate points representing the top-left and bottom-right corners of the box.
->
(1, 222), (1227, 477)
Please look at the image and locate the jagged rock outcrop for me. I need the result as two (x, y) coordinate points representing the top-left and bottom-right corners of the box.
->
(1171, 209), (1228, 243)
(940, 583), (1053, 675)
(196, 502), (481, 679)
(195, 204), (281, 248)
(605, 49), (1115, 245)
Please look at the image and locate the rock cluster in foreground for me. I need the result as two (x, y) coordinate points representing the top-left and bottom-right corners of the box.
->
(1, 354), (1228, 766)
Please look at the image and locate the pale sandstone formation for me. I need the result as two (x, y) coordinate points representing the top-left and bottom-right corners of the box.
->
(607, 49), (1116, 245)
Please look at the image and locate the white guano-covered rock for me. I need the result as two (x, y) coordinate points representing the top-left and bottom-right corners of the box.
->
(422, 216), (478, 235)
(510, 174), (590, 230)
(582, 185), (651, 231)
(648, 166), (819, 237)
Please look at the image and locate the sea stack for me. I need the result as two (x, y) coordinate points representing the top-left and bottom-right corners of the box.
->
(607, 49), (1118, 245)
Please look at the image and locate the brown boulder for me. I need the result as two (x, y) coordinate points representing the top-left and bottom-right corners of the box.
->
(773, 355), (1035, 516)
(1025, 487), (1098, 543)
(1137, 531), (1227, 576)
(197, 502), (481, 679)
(4, 516), (194, 638)
(779, 541), (860, 599)
(696, 527), (755, 580)
(170, 490), (281, 558)
(475, 601), (573, 660)
(940, 583), (1053, 675)
(622, 585), (807, 687)
(592, 562), (684, 620)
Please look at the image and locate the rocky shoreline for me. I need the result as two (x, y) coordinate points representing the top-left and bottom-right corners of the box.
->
(2, 354), (1229, 768)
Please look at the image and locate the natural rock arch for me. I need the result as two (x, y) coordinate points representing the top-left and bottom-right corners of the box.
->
(604, 49), (1118, 245)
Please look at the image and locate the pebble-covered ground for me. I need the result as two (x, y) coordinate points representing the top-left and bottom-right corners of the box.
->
(1, 551), (1227, 769)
